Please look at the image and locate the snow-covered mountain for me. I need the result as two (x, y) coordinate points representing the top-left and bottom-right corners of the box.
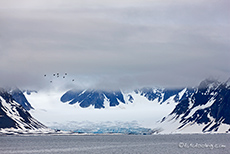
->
(25, 87), (176, 132)
(0, 88), (53, 135)
(58, 78), (230, 133)
(11, 78), (229, 134)
(160, 78), (230, 133)
(8, 88), (34, 110)
(60, 87), (187, 109)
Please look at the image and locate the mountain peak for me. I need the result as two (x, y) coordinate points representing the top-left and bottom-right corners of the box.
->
(8, 87), (34, 110)
(61, 89), (125, 109)
(198, 78), (220, 90)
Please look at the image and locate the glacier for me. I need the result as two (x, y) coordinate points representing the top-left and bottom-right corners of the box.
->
(1, 78), (230, 135)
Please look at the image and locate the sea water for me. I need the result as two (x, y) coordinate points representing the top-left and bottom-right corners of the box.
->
(0, 134), (229, 154)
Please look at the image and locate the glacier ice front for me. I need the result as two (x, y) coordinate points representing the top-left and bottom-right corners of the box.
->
(48, 121), (162, 135)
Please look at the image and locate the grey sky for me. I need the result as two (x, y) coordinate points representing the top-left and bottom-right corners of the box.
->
(0, 0), (229, 90)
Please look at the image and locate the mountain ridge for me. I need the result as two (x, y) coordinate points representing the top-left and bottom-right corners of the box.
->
(0, 88), (54, 135)
(161, 79), (230, 133)
(1, 78), (229, 134)
(58, 78), (230, 133)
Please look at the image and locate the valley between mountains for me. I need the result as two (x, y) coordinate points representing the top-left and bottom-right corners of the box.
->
(1, 78), (230, 135)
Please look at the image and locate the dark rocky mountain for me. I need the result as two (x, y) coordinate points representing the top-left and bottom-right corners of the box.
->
(0, 88), (46, 130)
(61, 87), (188, 109)
(61, 89), (125, 108)
(134, 87), (164, 102)
(8, 88), (34, 110)
(134, 87), (188, 103)
(161, 78), (230, 132)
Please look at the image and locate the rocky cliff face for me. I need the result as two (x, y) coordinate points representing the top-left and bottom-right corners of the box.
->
(161, 79), (230, 133)
(61, 89), (125, 108)
(0, 88), (47, 132)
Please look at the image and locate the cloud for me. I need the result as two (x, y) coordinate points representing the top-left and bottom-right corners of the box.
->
(0, 0), (229, 90)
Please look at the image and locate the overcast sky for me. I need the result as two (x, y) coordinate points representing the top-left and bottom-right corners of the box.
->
(0, 0), (229, 90)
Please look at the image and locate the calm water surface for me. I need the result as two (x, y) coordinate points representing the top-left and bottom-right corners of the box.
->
(0, 134), (229, 154)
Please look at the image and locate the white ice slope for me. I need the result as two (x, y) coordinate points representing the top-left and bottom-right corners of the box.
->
(25, 88), (177, 132)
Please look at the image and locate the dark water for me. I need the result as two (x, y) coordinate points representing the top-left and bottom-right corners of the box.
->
(0, 134), (229, 154)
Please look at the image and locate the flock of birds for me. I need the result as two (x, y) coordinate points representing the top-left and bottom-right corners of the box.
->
(44, 72), (75, 83)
